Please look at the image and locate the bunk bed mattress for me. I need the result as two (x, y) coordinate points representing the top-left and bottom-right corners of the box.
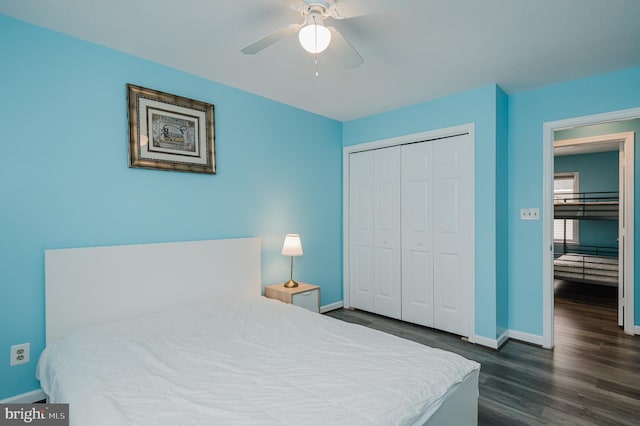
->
(554, 253), (618, 285)
(37, 295), (480, 426)
(554, 200), (618, 220)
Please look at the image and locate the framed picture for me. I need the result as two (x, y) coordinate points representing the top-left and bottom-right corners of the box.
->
(127, 84), (215, 174)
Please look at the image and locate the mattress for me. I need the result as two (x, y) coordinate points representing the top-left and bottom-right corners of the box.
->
(37, 295), (479, 426)
(554, 253), (618, 285)
(554, 201), (618, 220)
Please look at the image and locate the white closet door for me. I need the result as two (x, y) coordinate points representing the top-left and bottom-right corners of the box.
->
(372, 146), (402, 319)
(349, 135), (472, 334)
(433, 134), (474, 336)
(349, 147), (402, 319)
(349, 150), (375, 311)
(401, 142), (435, 327)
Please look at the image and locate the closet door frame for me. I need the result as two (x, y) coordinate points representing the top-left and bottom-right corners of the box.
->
(343, 123), (476, 342)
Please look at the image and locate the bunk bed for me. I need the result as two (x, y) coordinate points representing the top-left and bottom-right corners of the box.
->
(554, 191), (619, 286)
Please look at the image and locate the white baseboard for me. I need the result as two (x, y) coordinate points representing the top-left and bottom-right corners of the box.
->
(473, 331), (509, 349)
(508, 329), (545, 346)
(497, 331), (509, 348)
(473, 334), (500, 349)
(634, 325), (640, 335)
(0, 389), (46, 404)
(474, 329), (544, 350)
(320, 301), (343, 313)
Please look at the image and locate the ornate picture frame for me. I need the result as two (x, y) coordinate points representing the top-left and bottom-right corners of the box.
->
(127, 84), (215, 174)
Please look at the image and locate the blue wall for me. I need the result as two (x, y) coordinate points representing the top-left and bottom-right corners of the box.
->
(554, 151), (619, 248)
(343, 85), (507, 341)
(0, 15), (343, 400)
(508, 67), (640, 335)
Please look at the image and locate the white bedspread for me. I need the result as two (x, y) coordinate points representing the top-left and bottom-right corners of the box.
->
(37, 295), (479, 425)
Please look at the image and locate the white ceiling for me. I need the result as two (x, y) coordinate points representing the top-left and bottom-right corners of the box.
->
(1, 0), (639, 121)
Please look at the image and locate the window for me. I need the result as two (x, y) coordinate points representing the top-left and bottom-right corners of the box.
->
(554, 173), (579, 242)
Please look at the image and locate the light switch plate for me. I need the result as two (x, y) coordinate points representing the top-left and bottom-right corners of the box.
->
(520, 208), (540, 220)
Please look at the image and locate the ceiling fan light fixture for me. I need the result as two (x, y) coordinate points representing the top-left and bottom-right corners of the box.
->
(298, 14), (331, 54)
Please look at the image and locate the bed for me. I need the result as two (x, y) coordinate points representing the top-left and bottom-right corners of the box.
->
(553, 191), (618, 221)
(553, 251), (618, 286)
(37, 238), (480, 425)
(554, 191), (619, 286)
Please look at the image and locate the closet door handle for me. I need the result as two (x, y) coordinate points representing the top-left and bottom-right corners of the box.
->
(416, 241), (422, 247)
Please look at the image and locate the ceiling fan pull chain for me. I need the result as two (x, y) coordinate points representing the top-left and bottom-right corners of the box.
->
(315, 53), (319, 77)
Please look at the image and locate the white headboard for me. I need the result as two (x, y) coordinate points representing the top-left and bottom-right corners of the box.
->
(44, 238), (261, 344)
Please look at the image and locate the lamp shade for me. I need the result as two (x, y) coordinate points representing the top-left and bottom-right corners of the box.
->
(281, 234), (303, 256)
(298, 20), (331, 54)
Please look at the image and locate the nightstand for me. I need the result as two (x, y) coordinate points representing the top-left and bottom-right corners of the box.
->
(264, 283), (320, 313)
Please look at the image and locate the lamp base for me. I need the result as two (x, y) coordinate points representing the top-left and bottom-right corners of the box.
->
(283, 279), (299, 288)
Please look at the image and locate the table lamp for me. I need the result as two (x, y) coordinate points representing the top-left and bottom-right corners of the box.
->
(282, 234), (303, 288)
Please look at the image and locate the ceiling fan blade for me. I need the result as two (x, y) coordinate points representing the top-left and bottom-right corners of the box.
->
(328, 27), (364, 68)
(280, 0), (306, 10)
(241, 24), (301, 54)
(328, 0), (391, 19)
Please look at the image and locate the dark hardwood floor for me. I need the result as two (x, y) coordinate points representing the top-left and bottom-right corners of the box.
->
(325, 280), (640, 425)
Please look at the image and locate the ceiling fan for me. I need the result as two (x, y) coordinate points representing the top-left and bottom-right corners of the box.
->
(241, 0), (365, 70)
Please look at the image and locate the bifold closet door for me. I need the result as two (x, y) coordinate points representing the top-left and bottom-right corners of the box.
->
(349, 147), (402, 319)
(401, 135), (474, 336)
(401, 142), (435, 327)
(432, 135), (473, 336)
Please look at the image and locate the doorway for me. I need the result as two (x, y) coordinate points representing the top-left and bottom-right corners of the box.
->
(542, 109), (639, 349)
(553, 135), (624, 331)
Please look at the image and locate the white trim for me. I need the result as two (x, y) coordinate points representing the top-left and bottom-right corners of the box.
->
(497, 331), (509, 348)
(475, 329), (546, 350)
(619, 147), (625, 326)
(543, 108), (640, 348)
(343, 124), (476, 340)
(320, 301), (343, 313)
(342, 150), (350, 309)
(344, 124), (473, 155)
(623, 133), (640, 334)
(507, 329), (545, 346)
(473, 335), (500, 349)
(466, 126), (476, 343)
(475, 330), (509, 350)
(622, 133), (635, 335)
(0, 389), (46, 404)
(634, 325), (640, 335)
(543, 120), (555, 349)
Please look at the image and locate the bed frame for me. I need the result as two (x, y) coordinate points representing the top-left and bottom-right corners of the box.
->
(554, 245), (619, 287)
(553, 190), (619, 287)
(44, 237), (478, 425)
(553, 191), (618, 220)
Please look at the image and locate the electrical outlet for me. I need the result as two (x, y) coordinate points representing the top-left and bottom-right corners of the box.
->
(10, 343), (30, 366)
